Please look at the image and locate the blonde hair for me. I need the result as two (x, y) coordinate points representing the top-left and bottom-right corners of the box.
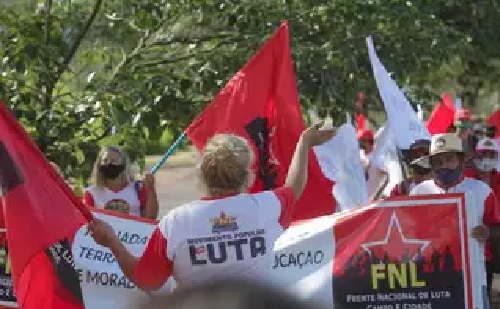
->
(90, 145), (135, 188)
(200, 134), (254, 193)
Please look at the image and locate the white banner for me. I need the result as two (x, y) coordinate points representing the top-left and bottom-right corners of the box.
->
(366, 36), (430, 150)
(4, 196), (485, 309)
(72, 211), (174, 309)
(270, 216), (335, 308)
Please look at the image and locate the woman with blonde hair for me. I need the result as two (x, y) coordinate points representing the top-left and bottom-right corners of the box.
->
(87, 124), (333, 290)
(83, 145), (159, 219)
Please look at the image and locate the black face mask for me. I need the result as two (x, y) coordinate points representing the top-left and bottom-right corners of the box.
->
(99, 164), (125, 179)
(411, 164), (431, 176)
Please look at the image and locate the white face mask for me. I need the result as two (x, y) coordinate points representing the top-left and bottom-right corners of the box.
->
(474, 158), (497, 172)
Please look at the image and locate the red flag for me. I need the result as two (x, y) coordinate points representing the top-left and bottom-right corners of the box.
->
(0, 101), (91, 308)
(487, 110), (500, 137)
(426, 100), (455, 135)
(186, 21), (335, 221)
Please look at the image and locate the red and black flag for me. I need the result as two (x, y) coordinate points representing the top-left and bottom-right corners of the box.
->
(0, 101), (92, 308)
(186, 21), (336, 221)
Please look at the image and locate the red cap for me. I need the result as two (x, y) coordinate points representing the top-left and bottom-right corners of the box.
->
(357, 129), (374, 141)
(454, 108), (471, 121)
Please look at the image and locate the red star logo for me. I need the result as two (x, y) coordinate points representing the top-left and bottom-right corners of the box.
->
(361, 212), (430, 263)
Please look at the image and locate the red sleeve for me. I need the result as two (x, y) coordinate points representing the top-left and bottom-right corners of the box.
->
(82, 191), (95, 207)
(138, 185), (148, 211)
(273, 187), (296, 229)
(132, 228), (173, 290)
(483, 192), (500, 226)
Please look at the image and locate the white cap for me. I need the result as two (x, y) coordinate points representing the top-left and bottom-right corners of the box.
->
(476, 138), (499, 153)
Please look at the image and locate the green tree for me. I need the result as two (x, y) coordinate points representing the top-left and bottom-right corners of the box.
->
(1, 0), (498, 186)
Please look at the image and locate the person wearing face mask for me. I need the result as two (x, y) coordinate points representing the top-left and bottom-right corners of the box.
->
(464, 138), (500, 293)
(389, 139), (432, 197)
(83, 145), (159, 219)
(410, 133), (500, 303)
(465, 138), (500, 186)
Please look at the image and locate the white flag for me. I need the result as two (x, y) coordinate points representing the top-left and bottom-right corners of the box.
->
(366, 37), (430, 149)
(313, 123), (368, 211)
(417, 104), (424, 121)
(366, 125), (403, 198)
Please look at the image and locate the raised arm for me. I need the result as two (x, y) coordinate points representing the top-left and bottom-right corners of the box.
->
(284, 123), (334, 200)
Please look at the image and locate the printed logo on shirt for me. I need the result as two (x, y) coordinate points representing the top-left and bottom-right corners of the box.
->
(104, 199), (130, 214)
(187, 229), (267, 266)
(210, 212), (239, 234)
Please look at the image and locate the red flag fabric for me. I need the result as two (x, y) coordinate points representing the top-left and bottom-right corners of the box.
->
(186, 21), (335, 221)
(0, 101), (91, 308)
(487, 110), (500, 137)
(355, 113), (367, 131)
(426, 101), (455, 135)
(441, 92), (455, 110)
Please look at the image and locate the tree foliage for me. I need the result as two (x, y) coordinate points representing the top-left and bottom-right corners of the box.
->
(0, 0), (499, 184)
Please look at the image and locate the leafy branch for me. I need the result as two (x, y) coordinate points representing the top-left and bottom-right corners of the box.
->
(49, 0), (104, 99)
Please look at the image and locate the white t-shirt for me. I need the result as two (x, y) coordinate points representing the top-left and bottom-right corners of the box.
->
(410, 178), (499, 307)
(131, 187), (295, 290)
(83, 183), (146, 217)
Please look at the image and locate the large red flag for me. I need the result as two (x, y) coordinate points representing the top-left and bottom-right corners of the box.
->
(186, 21), (335, 221)
(0, 101), (91, 308)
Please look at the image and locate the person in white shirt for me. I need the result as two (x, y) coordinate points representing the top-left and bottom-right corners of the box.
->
(87, 124), (334, 291)
(83, 145), (159, 219)
(410, 133), (500, 305)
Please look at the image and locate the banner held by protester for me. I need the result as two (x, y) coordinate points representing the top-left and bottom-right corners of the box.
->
(271, 194), (477, 308)
(0, 194), (480, 308)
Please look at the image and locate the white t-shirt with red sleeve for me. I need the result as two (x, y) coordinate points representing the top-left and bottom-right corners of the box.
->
(83, 182), (147, 217)
(410, 177), (500, 307)
(131, 187), (296, 290)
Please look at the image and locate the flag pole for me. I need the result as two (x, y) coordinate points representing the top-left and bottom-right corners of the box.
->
(395, 147), (410, 193)
(150, 132), (187, 174)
